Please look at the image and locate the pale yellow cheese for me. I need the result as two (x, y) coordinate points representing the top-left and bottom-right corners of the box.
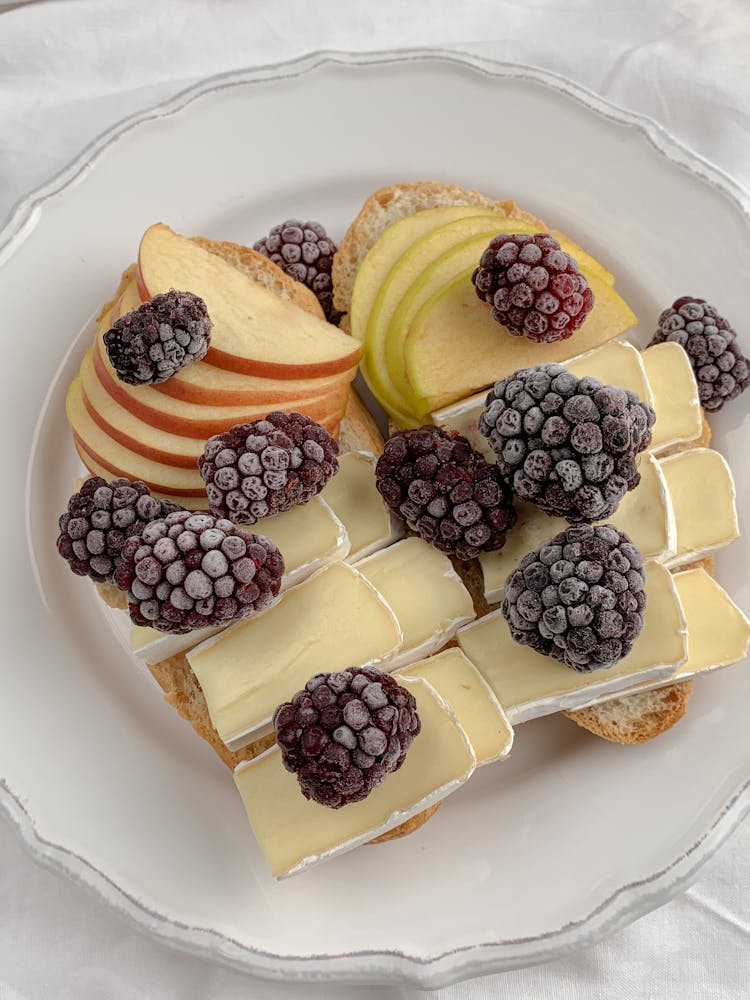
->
(642, 342), (702, 453)
(242, 496), (349, 588)
(671, 568), (750, 679)
(457, 562), (687, 722)
(234, 675), (475, 878)
(567, 340), (653, 405)
(615, 568), (750, 699)
(479, 452), (674, 602)
(128, 496), (349, 662)
(354, 538), (475, 666)
(321, 451), (402, 560)
(187, 562), (403, 749)
(397, 648), (513, 765)
(660, 449), (739, 567)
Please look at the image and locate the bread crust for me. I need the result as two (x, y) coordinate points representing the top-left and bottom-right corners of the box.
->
(563, 680), (692, 744)
(332, 181), (545, 315)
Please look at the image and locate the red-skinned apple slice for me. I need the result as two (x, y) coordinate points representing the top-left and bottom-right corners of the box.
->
(137, 223), (362, 378)
(68, 377), (208, 496)
(92, 338), (347, 437)
(113, 276), (358, 406)
(80, 348), (340, 468)
(73, 437), (208, 510)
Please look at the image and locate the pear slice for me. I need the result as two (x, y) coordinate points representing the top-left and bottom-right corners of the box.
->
(404, 266), (637, 417)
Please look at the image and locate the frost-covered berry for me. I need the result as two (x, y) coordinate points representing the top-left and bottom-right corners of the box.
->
(254, 219), (342, 323)
(479, 364), (655, 522)
(103, 290), (211, 385)
(503, 524), (647, 671)
(56, 477), (180, 583)
(648, 296), (749, 412)
(375, 425), (516, 561)
(198, 412), (339, 524)
(472, 233), (595, 342)
(273, 667), (420, 808)
(113, 510), (284, 633)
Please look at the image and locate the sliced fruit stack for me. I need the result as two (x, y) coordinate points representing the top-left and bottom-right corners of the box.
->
(348, 205), (637, 426)
(67, 223), (361, 509)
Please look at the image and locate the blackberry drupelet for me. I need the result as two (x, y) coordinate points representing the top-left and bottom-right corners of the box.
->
(503, 524), (647, 672)
(254, 219), (342, 323)
(648, 296), (749, 412)
(472, 233), (595, 343)
(479, 363), (655, 522)
(113, 510), (284, 633)
(273, 667), (421, 808)
(198, 411), (339, 524)
(103, 290), (211, 385)
(56, 477), (180, 583)
(375, 425), (517, 561)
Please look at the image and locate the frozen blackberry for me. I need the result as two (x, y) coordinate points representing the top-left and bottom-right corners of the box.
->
(273, 667), (421, 808)
(375, 425), (517, 561)
(503, 524), (647, 672)
(254, 219), (342, 324)
(199, 411), (339, 524)
(472, 233), (595, 343)
(113, 510), (284, 633)
(103, 290), (211, 385)
(479, 363), (655, 523)
(648, 296), (749, 412)
(56, 477), (180, 584)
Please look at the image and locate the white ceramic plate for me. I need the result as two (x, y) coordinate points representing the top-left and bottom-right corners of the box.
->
(1, 51), (749, 989)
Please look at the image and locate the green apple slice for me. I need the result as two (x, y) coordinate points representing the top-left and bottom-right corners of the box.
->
(364, 216), (512, 423)
(404, 267), (638, 417)
(350, 205), (501, 343)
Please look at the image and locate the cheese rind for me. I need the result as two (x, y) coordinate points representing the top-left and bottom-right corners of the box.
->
(643, 342), (702, 453)
(479, 452), (675, 603)
(321, 451), (403, 561)
(128, 496), (349, 662)
(354, 538), (475, 668)
(660, 449), (739, 568)
(234, 674), (476, 878)
(187, 562), (403, 749)
(457, 562), (687, 722)
(397, 649), (514, 765)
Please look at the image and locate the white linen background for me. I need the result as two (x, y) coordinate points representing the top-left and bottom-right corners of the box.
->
(1, 0), (749, 997)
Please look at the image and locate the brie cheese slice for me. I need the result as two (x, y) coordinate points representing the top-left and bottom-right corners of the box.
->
(457, 562), (687, 722)
(234, 674), (475, 879)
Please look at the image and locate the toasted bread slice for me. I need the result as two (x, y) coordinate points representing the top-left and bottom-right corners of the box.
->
(564, 681), (693, 743)
(332, 181), (545, 316)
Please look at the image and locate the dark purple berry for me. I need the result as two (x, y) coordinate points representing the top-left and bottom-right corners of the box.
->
(375, 425), (516, 561)
(472, 233), (595, 343)
(273, 667), (420, 808)
(103, 290), (211, 385)
(480, 364), (654, 522)
(648, 296), (749, 412)
(254, 219), (342, 324)
(503, 524), (646, 671)
(113, 510), (284, 633)
(56, 477), (180, 583)
(199, 411), (339, 524)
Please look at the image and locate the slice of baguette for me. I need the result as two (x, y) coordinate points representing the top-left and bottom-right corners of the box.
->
(564, 682), (693, 744)
(332, 181), (545, 316)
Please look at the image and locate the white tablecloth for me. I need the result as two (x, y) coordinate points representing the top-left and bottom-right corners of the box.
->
(1, 2), (749, 997)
